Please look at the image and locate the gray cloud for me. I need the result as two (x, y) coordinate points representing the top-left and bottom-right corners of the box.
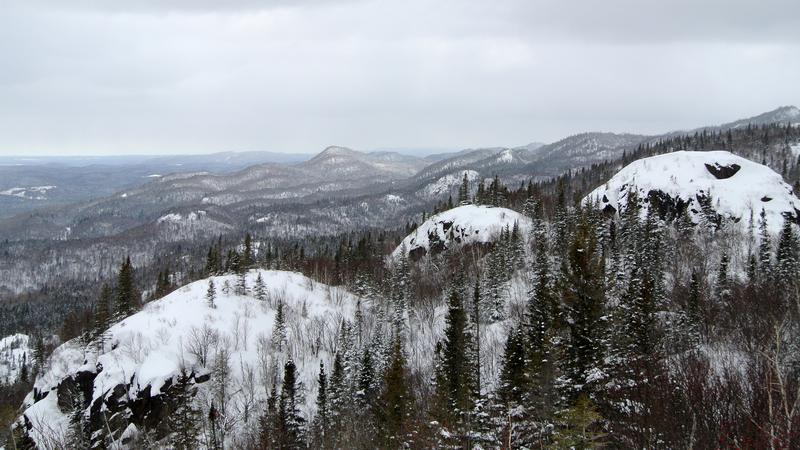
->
(1, 0), (798, 155)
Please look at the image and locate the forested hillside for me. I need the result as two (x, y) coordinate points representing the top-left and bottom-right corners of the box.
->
(4, 123), (800, 448)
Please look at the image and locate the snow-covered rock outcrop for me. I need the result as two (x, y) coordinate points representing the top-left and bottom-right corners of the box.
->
(17, 270), (359, 447)
(16, 268), (514, 448)
(392, 204), (531, 259)
(584, 151), (800, 232)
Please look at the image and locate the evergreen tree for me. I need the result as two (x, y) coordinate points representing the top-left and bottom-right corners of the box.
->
(498, 326), (527, 406)
(561, 211), (606, 398)
(714, 251), (731, 302)
(254, 272), (267, 302)
(276, 359), (305, 449)
(169, 370), (200, 449)
(758, 208), (772, 277)
(433, 287), (475, 442)
(259, 381), (279, 448)
(235, 270), (248, 296)
(458, 172), (471, 205)
(312, 361), (330, 447)
(206, 279), (216, 308)
(357, 348), (376, 407)
(64, 383), (90, 449)
(272, 300), (287, 351)
(775, 216), (799, 282)
(154, 268), (172, 298)
(242, 233), (254, 269)
(377, 337), (413, 448)
(113, 256), (139, 319)
(550, 395), (607, 449)
(685, 271), (703, 345)
(93, 283), (112, 349)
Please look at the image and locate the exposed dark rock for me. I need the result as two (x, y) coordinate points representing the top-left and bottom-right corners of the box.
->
(704, 162), (741, 179)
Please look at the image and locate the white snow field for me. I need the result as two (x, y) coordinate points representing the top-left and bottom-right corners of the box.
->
(392, 204), (532, 258)
(584, 150), (800, 233)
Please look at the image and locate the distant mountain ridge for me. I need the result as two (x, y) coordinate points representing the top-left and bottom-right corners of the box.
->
(1, 105), (798, 293)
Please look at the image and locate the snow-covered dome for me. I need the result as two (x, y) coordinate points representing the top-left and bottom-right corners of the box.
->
(584, 150), (800, 232)
(392, 204), (531, 259)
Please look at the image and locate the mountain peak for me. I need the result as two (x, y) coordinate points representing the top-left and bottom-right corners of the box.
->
(318, 145), (360, 157)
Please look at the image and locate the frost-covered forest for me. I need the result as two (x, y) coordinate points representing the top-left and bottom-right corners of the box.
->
(0, 122), (799, 448)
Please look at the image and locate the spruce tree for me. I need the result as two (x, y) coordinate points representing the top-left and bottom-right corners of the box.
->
(272, 300), (287, 351)
(312, 361), (330, 447)
(686, 271), (703, 345)
(254, 272), (267, 302)
(169, 370), (200, 449)
(758, 208), (772, 277)
(276, 359), (305, 449)
(235, 270), (248, 296)
(377, 337), (413, 448)
(242, 233), (254, 269)
(206, 279), (216, 308)
(498, 326), (527, 406)
(113, 256), (138, 320)
(93, 283), (112, 349)
(561, 211), (606, 398)
(433, 287), (475, 441)
(776, 216), (799, 282)
(458, 172), (470, 205)
(714, 251), (731, 302)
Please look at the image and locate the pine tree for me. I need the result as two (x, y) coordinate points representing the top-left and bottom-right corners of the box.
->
(550, 395), (606, 449)
(206, 279), (216, 308)
(113, 256), (139, 319)
(205, 244), (220, 275)
(328, 351), (346, 439)
(685, 271), (703, 345)
(64, 382), (90, 449)
(498, 326), (527, 406)
(561, 211), (606, 398)
(276, 359), (305, 449)
(433, 287), (475, 442)
(312, 361), (330, 447)
(259, 381), (279, 448)
(254, 272), (267, 302)
(155, 267), (172, 299)
(714, 251), (731, 302)
(357, 348), (376, 407)
(93, 283), (112, 349)
(758, 208), (772, 277)
(169, 370), (200, 449)
(390, 252), (411, 335)
(377, 337), (413, 448)
(775, 216), (799, 282)
(458, 172), (471, 205)
(235, 270), (248, 296)
(242, 233), (254, 269)
(272, 300), (287, 351)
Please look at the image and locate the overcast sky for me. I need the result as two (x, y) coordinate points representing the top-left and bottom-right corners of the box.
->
(1, 0), (798, 156)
